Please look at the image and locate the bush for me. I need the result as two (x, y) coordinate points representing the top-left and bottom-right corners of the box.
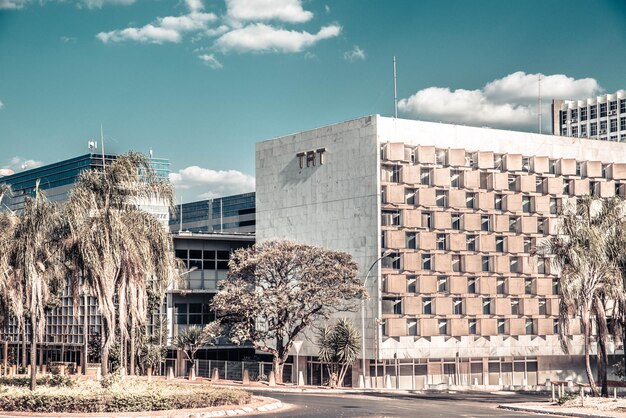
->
(0, 375), (74, 388)
(0, 381), (250, 413)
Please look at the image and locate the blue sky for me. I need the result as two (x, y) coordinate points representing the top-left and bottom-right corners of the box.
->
(1, 0), (625, 201)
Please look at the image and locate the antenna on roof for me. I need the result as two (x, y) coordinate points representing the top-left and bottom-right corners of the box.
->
(538, 74), (542, 134)
(149, 148), (153, 158)
(393, 56), (398, 119)
(88, 140), (97, 151)
(179, 197), (183, 233)
(100, 124), (106, 171)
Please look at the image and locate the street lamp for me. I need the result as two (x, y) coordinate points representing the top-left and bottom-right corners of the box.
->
(360, 249), (393, 388)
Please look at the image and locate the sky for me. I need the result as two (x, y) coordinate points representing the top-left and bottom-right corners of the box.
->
(1, 0), (626, 202)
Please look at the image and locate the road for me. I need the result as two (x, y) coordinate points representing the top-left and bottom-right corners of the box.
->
(252, 390), (555, 417)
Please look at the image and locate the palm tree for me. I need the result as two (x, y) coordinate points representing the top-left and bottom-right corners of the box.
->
(173, 322), (221, 378)
(0, 185), (64, 390)
(541, 196), (625, 396)
(63, 152), (177, 377)
(317, 318), (361, 388)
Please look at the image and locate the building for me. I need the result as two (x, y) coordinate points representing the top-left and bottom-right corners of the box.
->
(0, 153), (171, 224)
(256, 115), (626, 388)
(169, 192), (255, 234)
(552, 90), (626, 142)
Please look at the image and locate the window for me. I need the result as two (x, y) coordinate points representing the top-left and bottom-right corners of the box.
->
(580, 124), (587, 137)
(480, 172), (490, 189)
(391, 165), (401, 182)
(539, 299), (547, 315)
(576, 161), (583, 176)
(580, 107), (587, 121)
(571, 109), (578, 120)
(602, 164), (610, 179)
(481, 215), (490, 231)
(453, 298), (463, 315)
(611, 118), (618, 133)
(509, 216), (520, 233)
(560, 111), (567, 125)
(382, 210), (401, 226)
(407, 319), (418, 336)
(525, 278), (533, 295)
(590, 105), (597, 119)
(496, 279), (505, 294)
(382, 252), (401, 269)
(535, 177), (544, 193)
(610, 100), (617, 111)
(563, 180), (571, 195)
(419, 168), (432, 186)
(469, 320), (477, 335)
(481, 256), (491, 272)
(422, 253), (432, 270)
(451, 169), (461, 188)
(617, 183), (625, 197)
(621, 99), (626, 113)
(438, 319), (448, 335)
(522, 156), (530, 172)
(436, 233), (447, 250)
(537, 258), (546, 274)
(537, 217), (545, 234)
(175, 303), (188, 324)
(406, 232), (417, 249)
(383, 297), (402, 314)
(452, 213), (462, 230)
(438, 276), (449, 292)
(510, 256), (520, 273)
(523, 237), (532, 253)
(468, 277), (477, 294)
(590, 181), (599, 197)
(552, 279), (560, 295)
(496, 236), (505, 252)
(494, 154), (503, 171)
(549, 198), (558, 215)
(407, 275), (417, 293)
(525, 319), (535, 335)
(466, 235), (476, 251)
(591, 122), (598, 136)
(554, 319), (560, 334)
(423, 297), (432, 314)
(466, 192), (476, 209)
(511, 298), (520, 315)
(572, 126), (578, 137)
(435, 149), (446, 166)
(483, 298), (493, 314)
(436, 190), (448, 207)
(451, 255), (461, 272)
(600, 120), (607, 132)
(495, 194), (503, 210)
(549, 160), (557, 175)
(497, 320), (506, 334)
(422, 211), (432, 228)
(405, 188), (416, 205)
(600, 102), (607, 118)
(522, 196), (531, 213)
(621, 117), (626, 132)
(508, 175), (518, 191)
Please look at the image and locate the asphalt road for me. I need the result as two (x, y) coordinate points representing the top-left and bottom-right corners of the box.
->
(253, 390), (555, 417)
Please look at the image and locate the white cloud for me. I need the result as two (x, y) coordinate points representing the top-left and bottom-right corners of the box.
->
(226, 0), (313, 23)
(398, 72), (603, 132)
(0, 0), (29, 9)
(80, 0), (135, 9)
(344, 45), (365, 62)
(198, 53), (223, 69)
(324, 5), (330, 13)
(2, 157), (44, 171)
(97, 1), (216, 44)
(215, 23), (341, 53)
(0, 100), (4, 109)
(205, 25), (230, 37)
(60, 36), (77, 43)
(169, 166), (255, 201)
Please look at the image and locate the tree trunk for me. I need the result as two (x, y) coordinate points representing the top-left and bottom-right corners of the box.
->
(21, 324), (27, 370)
(272, 356), (283, 385)
(101, 322), (108, 377)
(3, 340), (8, 375)
(582, 312), (599, 396)
(598, 338), (609, 397)
(83, 293), (88, 375)
(30, 315), (37, 391)
(130, 317), (135, 376)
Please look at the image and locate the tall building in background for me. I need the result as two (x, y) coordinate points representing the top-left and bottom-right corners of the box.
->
(256, 115), (626, 388)
(552, 90), (626, 141)
(169, 192), (255, 234)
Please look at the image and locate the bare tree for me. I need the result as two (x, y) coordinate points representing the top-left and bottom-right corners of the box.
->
(212, 240), (365, 384)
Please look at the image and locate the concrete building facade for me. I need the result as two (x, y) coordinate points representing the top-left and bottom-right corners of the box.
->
(256, 115), (626, 388)
(552, 90), (626, 142)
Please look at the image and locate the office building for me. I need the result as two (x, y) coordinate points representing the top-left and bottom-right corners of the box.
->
(169, 192), (255, 234)
(256, 115), (626, 388)
(552, 90), (626, 142)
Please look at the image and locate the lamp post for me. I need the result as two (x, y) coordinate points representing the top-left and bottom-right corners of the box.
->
(360, 250), (393, 388)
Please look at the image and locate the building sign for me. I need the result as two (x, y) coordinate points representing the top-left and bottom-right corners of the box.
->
(296, 148), (326, 169)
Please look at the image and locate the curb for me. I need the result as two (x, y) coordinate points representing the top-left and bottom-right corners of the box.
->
(499, 403), (616, 418)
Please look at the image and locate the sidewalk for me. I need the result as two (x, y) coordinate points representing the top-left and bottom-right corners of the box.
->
(500, 402), (626, 418)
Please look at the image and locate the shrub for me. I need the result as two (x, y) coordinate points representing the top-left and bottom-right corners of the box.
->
(0, 381), (250, 413)
(0, 375), (73, 388)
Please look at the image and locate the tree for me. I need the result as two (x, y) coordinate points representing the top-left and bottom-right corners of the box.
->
(63, 152), (177, 377)
(173, 322), (221, 376)
(212, 240), (365, 384)
(317, 318), (361, 388)
(541, 196), (625, 397)
(0, 186), (64, 390)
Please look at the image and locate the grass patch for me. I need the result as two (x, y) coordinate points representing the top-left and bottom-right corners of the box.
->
(0, 378), (250, 413)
